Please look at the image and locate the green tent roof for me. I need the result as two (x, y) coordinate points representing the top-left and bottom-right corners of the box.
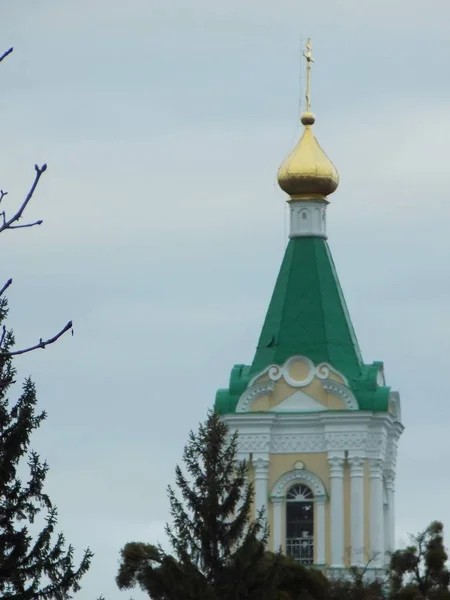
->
(251, 237), (362, 379)
(215, 237), (390, 414)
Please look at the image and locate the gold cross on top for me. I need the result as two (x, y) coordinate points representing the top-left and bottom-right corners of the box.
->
(302, 39), (314, 113)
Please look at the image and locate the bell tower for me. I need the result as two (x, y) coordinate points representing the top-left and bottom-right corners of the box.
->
(214, 40), (403, 576)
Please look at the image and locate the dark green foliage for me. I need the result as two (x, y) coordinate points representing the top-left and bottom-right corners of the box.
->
(117, 411), (327, 600)
(389, 521), (450, 600)
(0, 296), (93, 598)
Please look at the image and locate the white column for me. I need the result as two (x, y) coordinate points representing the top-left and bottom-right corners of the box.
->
(383, 500), (389, 566)
(369, 458), (385, 568)
(272, 497), (283, 552)
(253, 457), (269, 519)
(315, 495), (326, 565)
(348, 456), (365, 566)
(328, 454), (345, 567)
(233, 457), (248, 518)
(384, 470), (396, 558)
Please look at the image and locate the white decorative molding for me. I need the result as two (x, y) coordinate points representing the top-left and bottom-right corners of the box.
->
(289, 200), (328, 238)
(321, 380), (358, 410)
(325, 431), (366, 451)
(248, 355), (349, 389)
(236, 381), (275, 413)
(237, 434), (271, 453)
(271, 433), (326, 453)
(389, 391), (402, 424)
(226, 411), (397, 457)
(271, 468), (327, 499)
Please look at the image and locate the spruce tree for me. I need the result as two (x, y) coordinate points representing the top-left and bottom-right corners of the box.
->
(117, 410), (281, 600)
(0, 300), (93, 598)
(0, 45), (96, 598)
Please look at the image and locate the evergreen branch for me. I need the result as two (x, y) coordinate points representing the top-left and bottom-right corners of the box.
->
(2, 321), (73, 356)
(0, 164), (47, 234)
(0, 47), (13, 63)
(0, 278), (13, 297)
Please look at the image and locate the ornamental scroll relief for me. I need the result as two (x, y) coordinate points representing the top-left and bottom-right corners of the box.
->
(236, 355), (358, 413)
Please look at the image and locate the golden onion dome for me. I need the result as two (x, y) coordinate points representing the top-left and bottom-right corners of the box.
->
(277, 111), (339, 201)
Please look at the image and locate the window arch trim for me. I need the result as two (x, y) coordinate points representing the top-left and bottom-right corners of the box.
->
(270, 468), (327, 500)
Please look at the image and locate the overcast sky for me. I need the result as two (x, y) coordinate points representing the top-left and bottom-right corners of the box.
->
(2, 1), (450, 598)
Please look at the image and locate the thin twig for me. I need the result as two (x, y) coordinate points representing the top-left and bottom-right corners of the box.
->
(0, 164), (47, 233)
(2, 321), (73, 357)
(0, 47), (13, 63)
(9, 220), (43, 229)
(0, 190), (8, 205)
(0, 278), (12, 297)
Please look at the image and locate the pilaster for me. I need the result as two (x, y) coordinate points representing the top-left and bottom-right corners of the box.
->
(328, 453), (345, 567)
(253, 456), (270, 519)
(272, 496), (283, 552)
(384, 469), (396, 559)
(348, 455), (365, 566)
(315, 495), (326, 565)
(369, 458), (385, 568)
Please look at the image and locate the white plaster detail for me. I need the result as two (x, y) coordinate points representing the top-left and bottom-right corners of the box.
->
(248, 355), (349, 389)
(389, 391), (402, 423)
(321, 380), (359, 410)
(289, 200), (328, 238)
(294, 460), (305, 470)
(253, 456), (270, 521)
(270, 390), (327, 413)
(316, 496), (326, 565)
(236, 382), (275, 413)
(369, 458), (385, 568)
(271, 497), (284, 551)
(271, 468), (327, 499)
(384, 469), (396, 560)
(348, 456), (365, 566)
(271, 433), (326, 453)
(328, 453), (345, 568)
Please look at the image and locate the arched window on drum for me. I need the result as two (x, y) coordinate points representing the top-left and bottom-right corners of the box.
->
(285, 483), (314, 565)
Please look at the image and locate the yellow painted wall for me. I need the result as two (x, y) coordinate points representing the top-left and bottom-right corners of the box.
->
(251, 376), (345, 412)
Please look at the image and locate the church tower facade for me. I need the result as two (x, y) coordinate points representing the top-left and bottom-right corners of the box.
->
(214, 40), (403, 575)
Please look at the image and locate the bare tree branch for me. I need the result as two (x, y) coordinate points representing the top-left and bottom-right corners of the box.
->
(0, 190), (8, 205)
(8, 220), (43, 229)
(0, 47), (13, 63)
(2, 321), (73, 357)
(0, 164), (47, 233)
(0, 278), (13, 297)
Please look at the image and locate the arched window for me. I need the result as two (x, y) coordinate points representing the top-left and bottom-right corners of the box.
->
(285, 483), (314, 565)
